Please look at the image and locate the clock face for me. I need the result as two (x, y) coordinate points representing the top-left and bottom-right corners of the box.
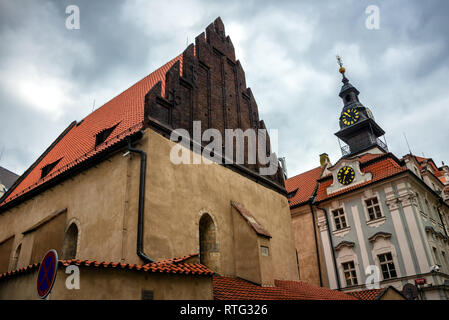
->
(337, 166), (355, 185)
(341, 108), (360, 126)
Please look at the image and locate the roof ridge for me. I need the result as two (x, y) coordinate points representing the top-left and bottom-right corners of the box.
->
(1, 51), (184, 208)
(0, 257), (213, 281)
(82, 54), (183, 122)
(0, 121), (77, 204)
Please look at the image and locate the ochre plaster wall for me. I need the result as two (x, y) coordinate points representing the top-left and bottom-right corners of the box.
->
(290, 204), (328, 287)
(0, 127), (299, 290)
(0, 267), (212, 300)
(132, 129), (299, 281)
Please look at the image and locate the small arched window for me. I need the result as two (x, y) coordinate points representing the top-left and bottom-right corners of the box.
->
(11, 244), (22, 270)
(61, 223), (78, 260)
(199, 213), (219, 272)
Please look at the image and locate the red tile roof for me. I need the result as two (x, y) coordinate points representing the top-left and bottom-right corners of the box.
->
(358, 153), (384, 163)
(285, 166), (323, 207)
(0, 255), (213, 281)
(213, 276), (356, 300)
(348, 287), (406, 300)
(348, 288), (384, 300)
(411, 155), (447, 183)
(285, 154), (387, 208)
(315, 154), (406, 202)
(1, 54), (183, 207)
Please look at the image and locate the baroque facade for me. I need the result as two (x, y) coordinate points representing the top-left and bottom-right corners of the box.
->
(287, 65), (449, 300)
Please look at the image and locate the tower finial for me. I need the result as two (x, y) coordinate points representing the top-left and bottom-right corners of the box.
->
(336, 55), (348, 84)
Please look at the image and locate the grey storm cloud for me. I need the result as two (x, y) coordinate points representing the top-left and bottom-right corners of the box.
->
(0, 0), (448, 178)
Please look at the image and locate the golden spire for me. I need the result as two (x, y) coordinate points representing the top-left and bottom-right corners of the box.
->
(336, 55), (346, 74)
(336, 55), (348, 84)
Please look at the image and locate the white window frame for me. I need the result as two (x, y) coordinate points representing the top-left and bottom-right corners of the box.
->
(377, 252), (398, 280)
(365, 196), (383, 221)
(332, 208), (348, 231)
(342, 260), (358, 287)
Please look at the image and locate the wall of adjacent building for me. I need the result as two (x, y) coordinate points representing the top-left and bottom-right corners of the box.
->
(290, 204), (328, 287)
(0, 267), (212, 300)
(130, 128), (299, 282)
(317, 174), (449, 297)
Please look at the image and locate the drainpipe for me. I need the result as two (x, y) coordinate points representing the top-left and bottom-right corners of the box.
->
(315, 205), (341, 290)
(436, 202), (448, 237)
(309, 201), (323, 287)
(126, 134), (154, 264)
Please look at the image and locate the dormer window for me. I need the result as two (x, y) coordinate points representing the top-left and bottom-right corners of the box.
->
(95, 124), (118, 147)
(41, 158), (62, 179)
(287, 188), (298, 199)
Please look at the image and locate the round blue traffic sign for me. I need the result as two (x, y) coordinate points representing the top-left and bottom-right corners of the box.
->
(37, 249), (58, 299)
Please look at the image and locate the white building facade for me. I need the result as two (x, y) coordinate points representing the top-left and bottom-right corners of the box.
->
(311, 66), (449, 300)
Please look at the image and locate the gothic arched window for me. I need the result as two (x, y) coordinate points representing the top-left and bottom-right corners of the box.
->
(199, 213), (219, 272)
(61, 223), (79, 260)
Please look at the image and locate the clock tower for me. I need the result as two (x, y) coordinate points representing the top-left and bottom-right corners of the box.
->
(334, 57), (388, 157)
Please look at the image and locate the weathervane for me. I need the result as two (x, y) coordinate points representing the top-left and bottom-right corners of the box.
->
(336, 55), (348, 83)
(336, 55), (343, 68)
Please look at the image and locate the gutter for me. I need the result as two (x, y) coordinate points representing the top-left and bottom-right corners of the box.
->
(309, 200), (323, 287)
(436, 202), (449, 237)
(0, 129), (143, 214)
(315, 205), (341, 290)
(126, 134), (155, 264)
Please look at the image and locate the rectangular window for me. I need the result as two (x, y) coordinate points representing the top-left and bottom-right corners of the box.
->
(378, 252), (397, 280)
(342, 261), (358, 286)
(332, 208), (347, 230)
(365, 197), (382, 220)
(141, 290), (154, 300)
(260, 246), (270, 256)
(416, 194), (426, 216)
(433, 247), (441, 266)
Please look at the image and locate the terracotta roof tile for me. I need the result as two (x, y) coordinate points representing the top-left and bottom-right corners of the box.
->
(414, 155), (448, 185)
(285, 166), (323, 207)
(0, 255), (213, 281)
(1, 54), (183, 207)
(315, 155), (406, 202)
(285, 153), (392, 206)
(348, 288), (384, 300)
(213, 276), (356, 300)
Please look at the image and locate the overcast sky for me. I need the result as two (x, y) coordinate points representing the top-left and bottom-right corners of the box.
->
(0, 0), (448, 179)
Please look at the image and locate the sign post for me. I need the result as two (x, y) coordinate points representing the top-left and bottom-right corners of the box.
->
(37, 249), (58, 300)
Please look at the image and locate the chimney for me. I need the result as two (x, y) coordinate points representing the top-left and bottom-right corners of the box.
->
(320, 153), (331, 168)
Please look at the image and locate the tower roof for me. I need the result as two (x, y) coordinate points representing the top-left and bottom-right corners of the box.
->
(336, 56), (360, 98)
(334, 59), (387, 157)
